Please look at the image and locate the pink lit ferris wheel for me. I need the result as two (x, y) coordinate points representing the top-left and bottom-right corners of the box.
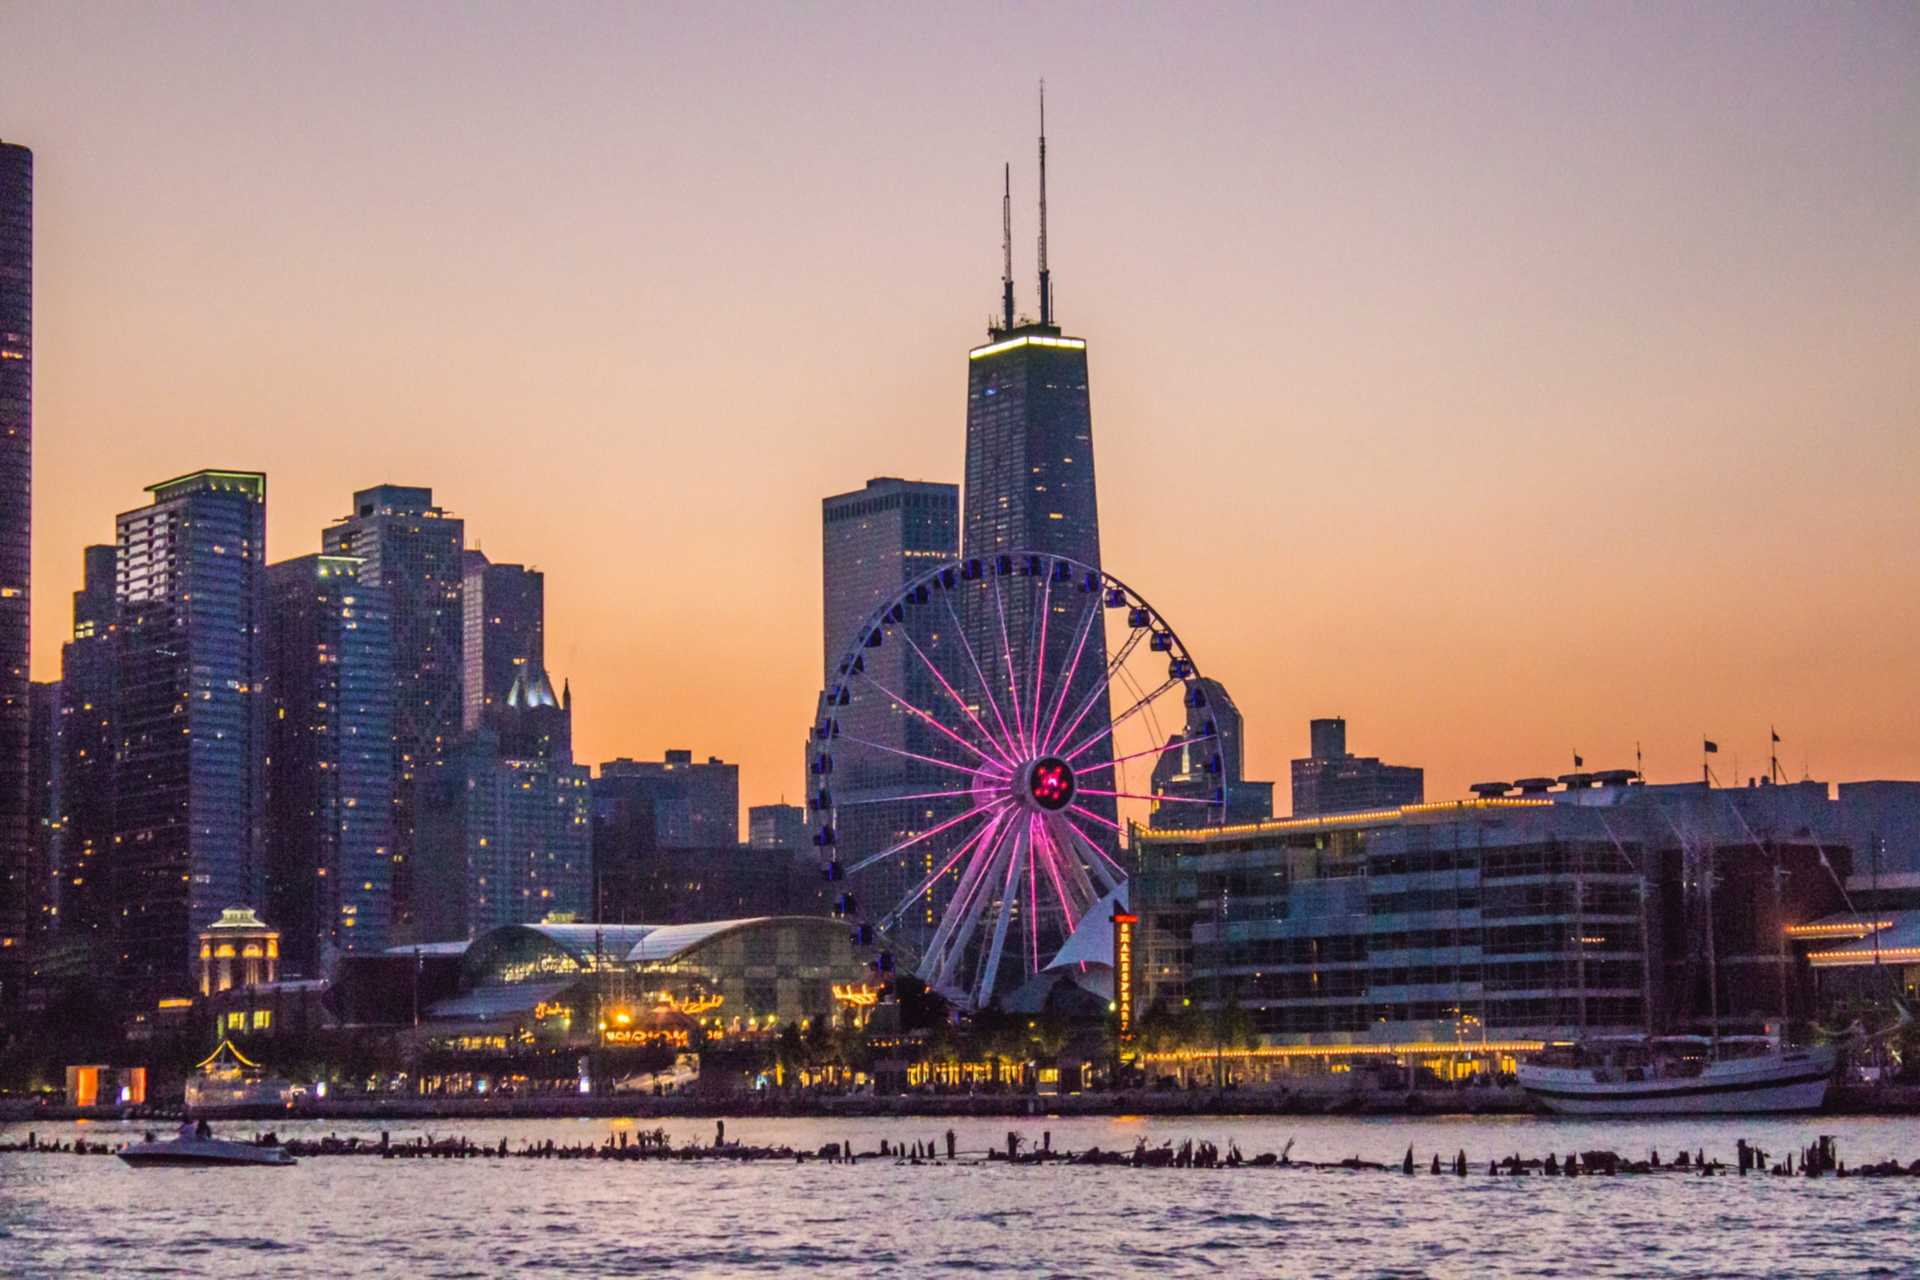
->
(809, 551), (1223, 1008)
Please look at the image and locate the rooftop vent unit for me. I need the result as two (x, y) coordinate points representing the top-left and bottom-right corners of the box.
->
(1515, 777), (1558, 795)
(1593, 768), (1637, 788)
(1470, 781), (1513, 798)
(1557, 772), (1597, 789)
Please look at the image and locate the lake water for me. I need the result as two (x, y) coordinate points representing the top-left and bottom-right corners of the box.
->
(3, 1113), (1917, 1278)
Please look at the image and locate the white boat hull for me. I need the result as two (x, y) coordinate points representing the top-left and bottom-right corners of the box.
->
(118, 1136), (296, 1167)
(1519, 1046), (1836, 1116)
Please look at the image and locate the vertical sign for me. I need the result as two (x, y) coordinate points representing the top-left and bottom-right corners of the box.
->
(1112, 910), (1138, 1047)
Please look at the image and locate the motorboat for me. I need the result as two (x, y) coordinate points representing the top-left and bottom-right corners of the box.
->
(1517, 1035), (1837, 1115)
(118, 1133), (297, 1167)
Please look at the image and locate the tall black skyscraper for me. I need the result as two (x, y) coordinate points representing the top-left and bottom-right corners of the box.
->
(57, 546), (116, 952)
(113, 471), (268, 1000)
(323, 485), (464, 941)
(0, 141), (31, 1011)
(960, 99), (1115, 832)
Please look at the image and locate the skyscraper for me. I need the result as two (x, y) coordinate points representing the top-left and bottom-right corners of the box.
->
(461, 550), (543, 733)
(0, 141), (31, 1011)
(265, 554), (395, 972)
(57, 546), (117, 952)
(418, 662), (589, 939)
(817, 478), (958, 956)
(959, 99), (1115, 831)
(322, 485), (464, 940)
(113, 470), (268, 1000)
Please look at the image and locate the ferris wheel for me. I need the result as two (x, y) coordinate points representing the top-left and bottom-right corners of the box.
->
(809, 551), (1223, 1008)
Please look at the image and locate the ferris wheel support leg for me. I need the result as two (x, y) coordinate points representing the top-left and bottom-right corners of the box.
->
(974, 820), (1030, 1008)
(918, 816), (1014, 996)
(1059, 814), (1123, 897)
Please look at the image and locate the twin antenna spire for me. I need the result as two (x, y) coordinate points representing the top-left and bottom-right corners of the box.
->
(996, 81), (1055, 334)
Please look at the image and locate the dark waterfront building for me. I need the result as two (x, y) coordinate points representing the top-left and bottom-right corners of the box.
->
(112, 471), (268, 1001)
(416, 663), (589, 940)
(1148, 677), (1274, 830)
(1289, 717), (1423, 817)
(1132, 777), (1870, 1081)
(595, 752), (739, 852)
(0, 141), (31, 1011)
(817, 477), (959, 954)
(56, 545), (115, 952)
(747, 803), (806, 851)
(461, 550), (543, 734)
(322, 485), (465, 940)
(264, 554), (395, 972)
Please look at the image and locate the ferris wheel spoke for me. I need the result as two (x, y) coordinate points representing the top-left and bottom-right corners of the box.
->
(844, 797), (1008, 876)
(879, 803), (1014, 932)
(1078, 786), (1219, 805)
(1032, 814), (1090, 924)
(1061, 676), (1180, 765)
(991, 571), (1029, 756)
(918, 810), (1013, 969)
(855, 668), (1012, 773)
(1045, 623), (1150, 758)
(894, 625), (1018, 770)
(1054, 812), (1124, 894)
(838, 734), (1009, 781)
(1071, 733), (1218, 777)
(833, 785), (987, 808)
(942, 595), (1020, 763)
(920, 818), (1016, 993)
(1028, 570), (1054, 759)
(1038, 600), (1100, 755)
(1044, 821), (1105, 909)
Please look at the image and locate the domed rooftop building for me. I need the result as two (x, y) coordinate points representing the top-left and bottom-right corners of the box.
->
(405, 915), (883, 1054)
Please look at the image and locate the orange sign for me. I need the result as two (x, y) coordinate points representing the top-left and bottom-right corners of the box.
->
(1112, 911), (1137, 1045)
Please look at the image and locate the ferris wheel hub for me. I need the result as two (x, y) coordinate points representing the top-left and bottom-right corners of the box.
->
(1017, 755), (1076, 813)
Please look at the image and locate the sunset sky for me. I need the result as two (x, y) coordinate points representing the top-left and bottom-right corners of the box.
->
(4, 3), (1915, 818)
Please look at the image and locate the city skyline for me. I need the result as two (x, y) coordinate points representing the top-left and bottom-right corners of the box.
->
(2, 5), (1915, 821)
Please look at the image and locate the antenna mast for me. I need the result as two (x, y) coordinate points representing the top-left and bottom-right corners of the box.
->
(1001, 163), (1015, 333)
(1037, 80), (1052, 326)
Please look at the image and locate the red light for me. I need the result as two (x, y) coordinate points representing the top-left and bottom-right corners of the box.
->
(1026, 757), (1074, 811)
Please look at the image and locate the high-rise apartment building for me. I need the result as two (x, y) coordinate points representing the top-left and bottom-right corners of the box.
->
(0, 141), (32, 1009)
(462, 550), (543, 733)
(56, 546), (116, 950)
(27, 680), (58, 957)
(1289, 718), (1424, 817)
(113, 470), (268, 1000)
(265, 554), (395, 973)
(821, 478), (959, 679)
(322, 485), (464, 939)
(418, 663), (589, 939)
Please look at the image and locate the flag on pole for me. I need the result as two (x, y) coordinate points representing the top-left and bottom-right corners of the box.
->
(1573, 752), (1583, 768)
(1771, 729), (1781, 744)
(1704, 739), (1719, 754)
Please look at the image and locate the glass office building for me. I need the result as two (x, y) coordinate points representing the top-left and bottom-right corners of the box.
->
(323, 485), (465, 939)
(265, 553), (396, 971)
(113, 470), (268, 999)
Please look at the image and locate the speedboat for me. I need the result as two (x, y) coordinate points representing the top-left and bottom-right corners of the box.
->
(1518, 1035), (1837, 1115)
(118, 1134), (297, 1167)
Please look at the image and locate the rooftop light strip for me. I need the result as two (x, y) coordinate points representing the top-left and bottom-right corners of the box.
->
(968, 334), (1087, 360)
